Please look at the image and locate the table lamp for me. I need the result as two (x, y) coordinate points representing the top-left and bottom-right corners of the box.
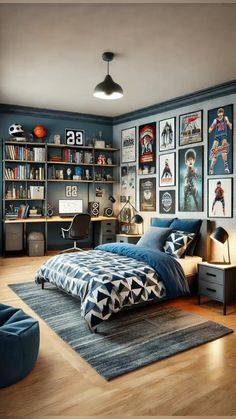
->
(131, 214), (144, 235)
(210, 227), (231, 264)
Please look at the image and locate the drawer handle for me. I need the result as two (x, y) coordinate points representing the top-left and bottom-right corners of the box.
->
(120, 240), (124, 242)
(206, 272), (216, 277)
(206, 287), (216, 293)
(106, 230), (112, 233)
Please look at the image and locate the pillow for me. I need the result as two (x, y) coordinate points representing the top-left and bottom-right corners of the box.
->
(185, 233), (201, 256)
(163, 230), (196, 259)
(151, 218), (176, 228)
(170, 219), (202, 234)
(137, 226), (172, 251)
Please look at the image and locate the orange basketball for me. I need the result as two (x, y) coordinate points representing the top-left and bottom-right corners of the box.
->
(33, 125), (47, 138)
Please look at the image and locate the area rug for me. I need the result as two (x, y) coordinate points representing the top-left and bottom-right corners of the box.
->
(9, 282), (233, 380)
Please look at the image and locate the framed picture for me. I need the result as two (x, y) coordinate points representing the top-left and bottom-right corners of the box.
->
(159, 190), (175, 214)
(159, 117), (176, 151)
(208, 178), (233, 218)
(121, 165), (136, 206)
(159, 152), (175, 187)
(179, 110), (203, 146)
(65, 185), (78, 198)
(65, 128), (85, 146)
(121, 127), (136, 163)
(208, 104), (233, 175)
(178, 145), (204, 212)
(138, 122), (156, 175)
(139, 178), (156, 211)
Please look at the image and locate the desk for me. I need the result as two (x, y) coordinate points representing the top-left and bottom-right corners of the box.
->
(3, 216), (117, 254)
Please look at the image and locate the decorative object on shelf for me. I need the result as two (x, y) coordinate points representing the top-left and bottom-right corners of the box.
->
(29, 186), (44, 200)
(208, 178), (233, 218)
(179, 110), (203, 146)
(139, 178), (156, 211)
(159, 190), (175, 214)
(65, 128), (85, 146)
(121, 165), (136, 207)
(121, 127), (136, 163)
(66, 167), (72, 180)
(208, 105), (233, 175)
(159, 117), (176, 151)
(65, 185), (78, 198)
(210, 227), (231, 264)
(138, 122), (156, 175)
(93, 51), (123, 100)
(94, 139), (105, 148)
(54, 134), (61, 144)
(159, 152), (175, 187)
(178, 145), (204, 212)
(33, 125), (47, 139)
(8, 123), (25, 137)
(97, 154), (106, 165)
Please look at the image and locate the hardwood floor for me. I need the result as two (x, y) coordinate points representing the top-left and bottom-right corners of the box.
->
(1, 255), (236, 416)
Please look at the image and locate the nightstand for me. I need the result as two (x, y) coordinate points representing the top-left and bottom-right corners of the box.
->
(116, 234), (142, 244)
(198, 262), (236, 315)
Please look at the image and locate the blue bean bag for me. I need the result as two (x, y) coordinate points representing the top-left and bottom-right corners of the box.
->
(0, 304), (40, 388)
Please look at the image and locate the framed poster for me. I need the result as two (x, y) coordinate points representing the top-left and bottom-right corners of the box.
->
(208, 178), (233, 218)
(178, 145), (204, 212)
(121, 127), (136, 163)
(159, 117), (176, 151)
(65, 128), (85, 146)
(138, 122), (156, 175)
(208, 105), (233, 175)
(139, 178), (156, 211)
(159, 152), (175, 187)
(159, 190), (175, 214)
(179, 110), (203, 146)
(120, 165), (136, 206)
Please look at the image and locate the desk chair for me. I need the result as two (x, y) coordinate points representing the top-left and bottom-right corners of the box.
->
(60, 213), (91, 253)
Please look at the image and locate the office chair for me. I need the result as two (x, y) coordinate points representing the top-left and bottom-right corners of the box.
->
(60, 213), (91, 253)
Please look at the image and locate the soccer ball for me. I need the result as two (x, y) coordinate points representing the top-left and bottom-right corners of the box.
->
(33, 125), (47, 139)
(8, 123), (24, 137)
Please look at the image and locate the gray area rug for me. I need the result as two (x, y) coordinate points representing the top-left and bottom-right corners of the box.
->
(9, 282), (233, 380)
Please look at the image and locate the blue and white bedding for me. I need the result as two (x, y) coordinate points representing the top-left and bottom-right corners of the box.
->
(35, 243), (189, 331)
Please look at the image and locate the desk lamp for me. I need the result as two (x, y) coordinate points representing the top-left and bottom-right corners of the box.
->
(210, 227), (231, 264)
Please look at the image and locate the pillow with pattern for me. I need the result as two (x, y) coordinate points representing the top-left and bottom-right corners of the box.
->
(163, 230), (196, 259)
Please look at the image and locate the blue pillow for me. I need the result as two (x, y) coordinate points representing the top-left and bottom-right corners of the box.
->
(151, 218), (176, 228)
(137, 227), (172, 251)
(170, 219), (202, 234)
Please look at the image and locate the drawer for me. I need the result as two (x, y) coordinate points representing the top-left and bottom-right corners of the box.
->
(198, 279), (224, 302)
(198, 265), (224, 285)
(101, 220), (117, 234)
(101, 234), (116, 244)
(116, 235), (140, 244)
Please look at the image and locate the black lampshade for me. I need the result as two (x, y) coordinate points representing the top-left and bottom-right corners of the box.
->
(131, 214), (144, 225)
(93, 52), (123, 100)
(210, 227), (229, 244)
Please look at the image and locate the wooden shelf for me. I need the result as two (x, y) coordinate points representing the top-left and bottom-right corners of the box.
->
(94, 164), (117, 167)
(4, 179), (46, 182)
(47, 143), (93, 150)
(94, 147), (119, 151)
(5, 198), (45, 201)
(47, 179), (94, 183)
(47, 161), (93, 166)
(4, 160), (46, 163)
(5, 141), (46, 146)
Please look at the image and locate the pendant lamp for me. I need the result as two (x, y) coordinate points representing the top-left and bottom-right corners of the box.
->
(93, 52), (123, 100)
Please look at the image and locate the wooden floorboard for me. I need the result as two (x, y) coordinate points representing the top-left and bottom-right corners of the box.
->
(0, 255), (236, 416)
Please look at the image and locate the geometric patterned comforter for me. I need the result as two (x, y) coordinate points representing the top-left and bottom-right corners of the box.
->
(35, 250), (166, 331)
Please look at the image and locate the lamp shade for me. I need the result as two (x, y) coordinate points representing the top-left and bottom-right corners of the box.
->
(93, 75), (123, 100)
(131, 214), (144, 225)
(210, 227), (229, 244)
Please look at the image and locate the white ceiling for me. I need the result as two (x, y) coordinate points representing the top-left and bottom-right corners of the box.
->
(0, 3), (235, 117)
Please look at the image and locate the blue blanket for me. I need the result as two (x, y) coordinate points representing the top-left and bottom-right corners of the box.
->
(96, 243), (189, 297)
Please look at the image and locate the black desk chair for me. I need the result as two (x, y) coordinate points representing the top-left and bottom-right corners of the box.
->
(60, 213), (91, 253)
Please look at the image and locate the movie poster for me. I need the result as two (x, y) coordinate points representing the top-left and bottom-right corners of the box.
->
(121, 127), (136, 163)
(208, 105), (233, 175)
(179, 110), (202, 146)
(159, 152), (175, 187)
(138, 122), (156, 175)
(159, 190), (175, 214)
(139, 178), (156, 211)
(208, 178), (232, 218)
(159, 117), (176, 151)
(179, 145), (204, 212)
(120, 165), (136, 206)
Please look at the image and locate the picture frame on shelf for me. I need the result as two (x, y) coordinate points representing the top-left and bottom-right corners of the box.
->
(208, 178), (233, 218)
(178, 145), (204, 212)
(159, 152), (175, 187)
(159, 190), (175, 214)
(159, 117), (176, 151)
(65, 128), (85, 146)
(208, 104), (233, 175)
(121, 126), (136, 163)
(179, 110), (203, 146)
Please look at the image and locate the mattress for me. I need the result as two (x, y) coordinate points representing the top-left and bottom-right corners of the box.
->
(176, 256), (202, 276)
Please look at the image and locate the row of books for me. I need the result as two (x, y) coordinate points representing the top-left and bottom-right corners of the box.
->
(5, 145), (46, 162)
(18, 204), (30, 219)
(5, 165), (45, 180)
(61, 149), (93, 164)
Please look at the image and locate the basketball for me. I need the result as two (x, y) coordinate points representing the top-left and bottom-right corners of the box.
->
(33, 125), (47, 138)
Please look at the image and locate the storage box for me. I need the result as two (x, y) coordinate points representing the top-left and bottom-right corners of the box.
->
(27, 232), (45, 256)
(30, 186), (44, 199)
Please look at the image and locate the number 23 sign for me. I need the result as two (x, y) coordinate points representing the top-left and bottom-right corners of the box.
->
(65, 128), (85, 146)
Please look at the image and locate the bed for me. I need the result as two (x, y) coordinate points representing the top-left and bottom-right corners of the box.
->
(35, 218), (210, 332)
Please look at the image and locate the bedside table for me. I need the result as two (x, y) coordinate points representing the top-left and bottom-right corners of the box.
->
(198, 262), (236, 315)
(116, 234), (142, 244)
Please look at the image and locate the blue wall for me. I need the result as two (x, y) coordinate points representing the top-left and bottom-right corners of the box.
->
(0, 106), (113, 253)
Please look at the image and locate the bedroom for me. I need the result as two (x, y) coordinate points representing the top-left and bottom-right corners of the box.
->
(0, 1), (236, 416)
